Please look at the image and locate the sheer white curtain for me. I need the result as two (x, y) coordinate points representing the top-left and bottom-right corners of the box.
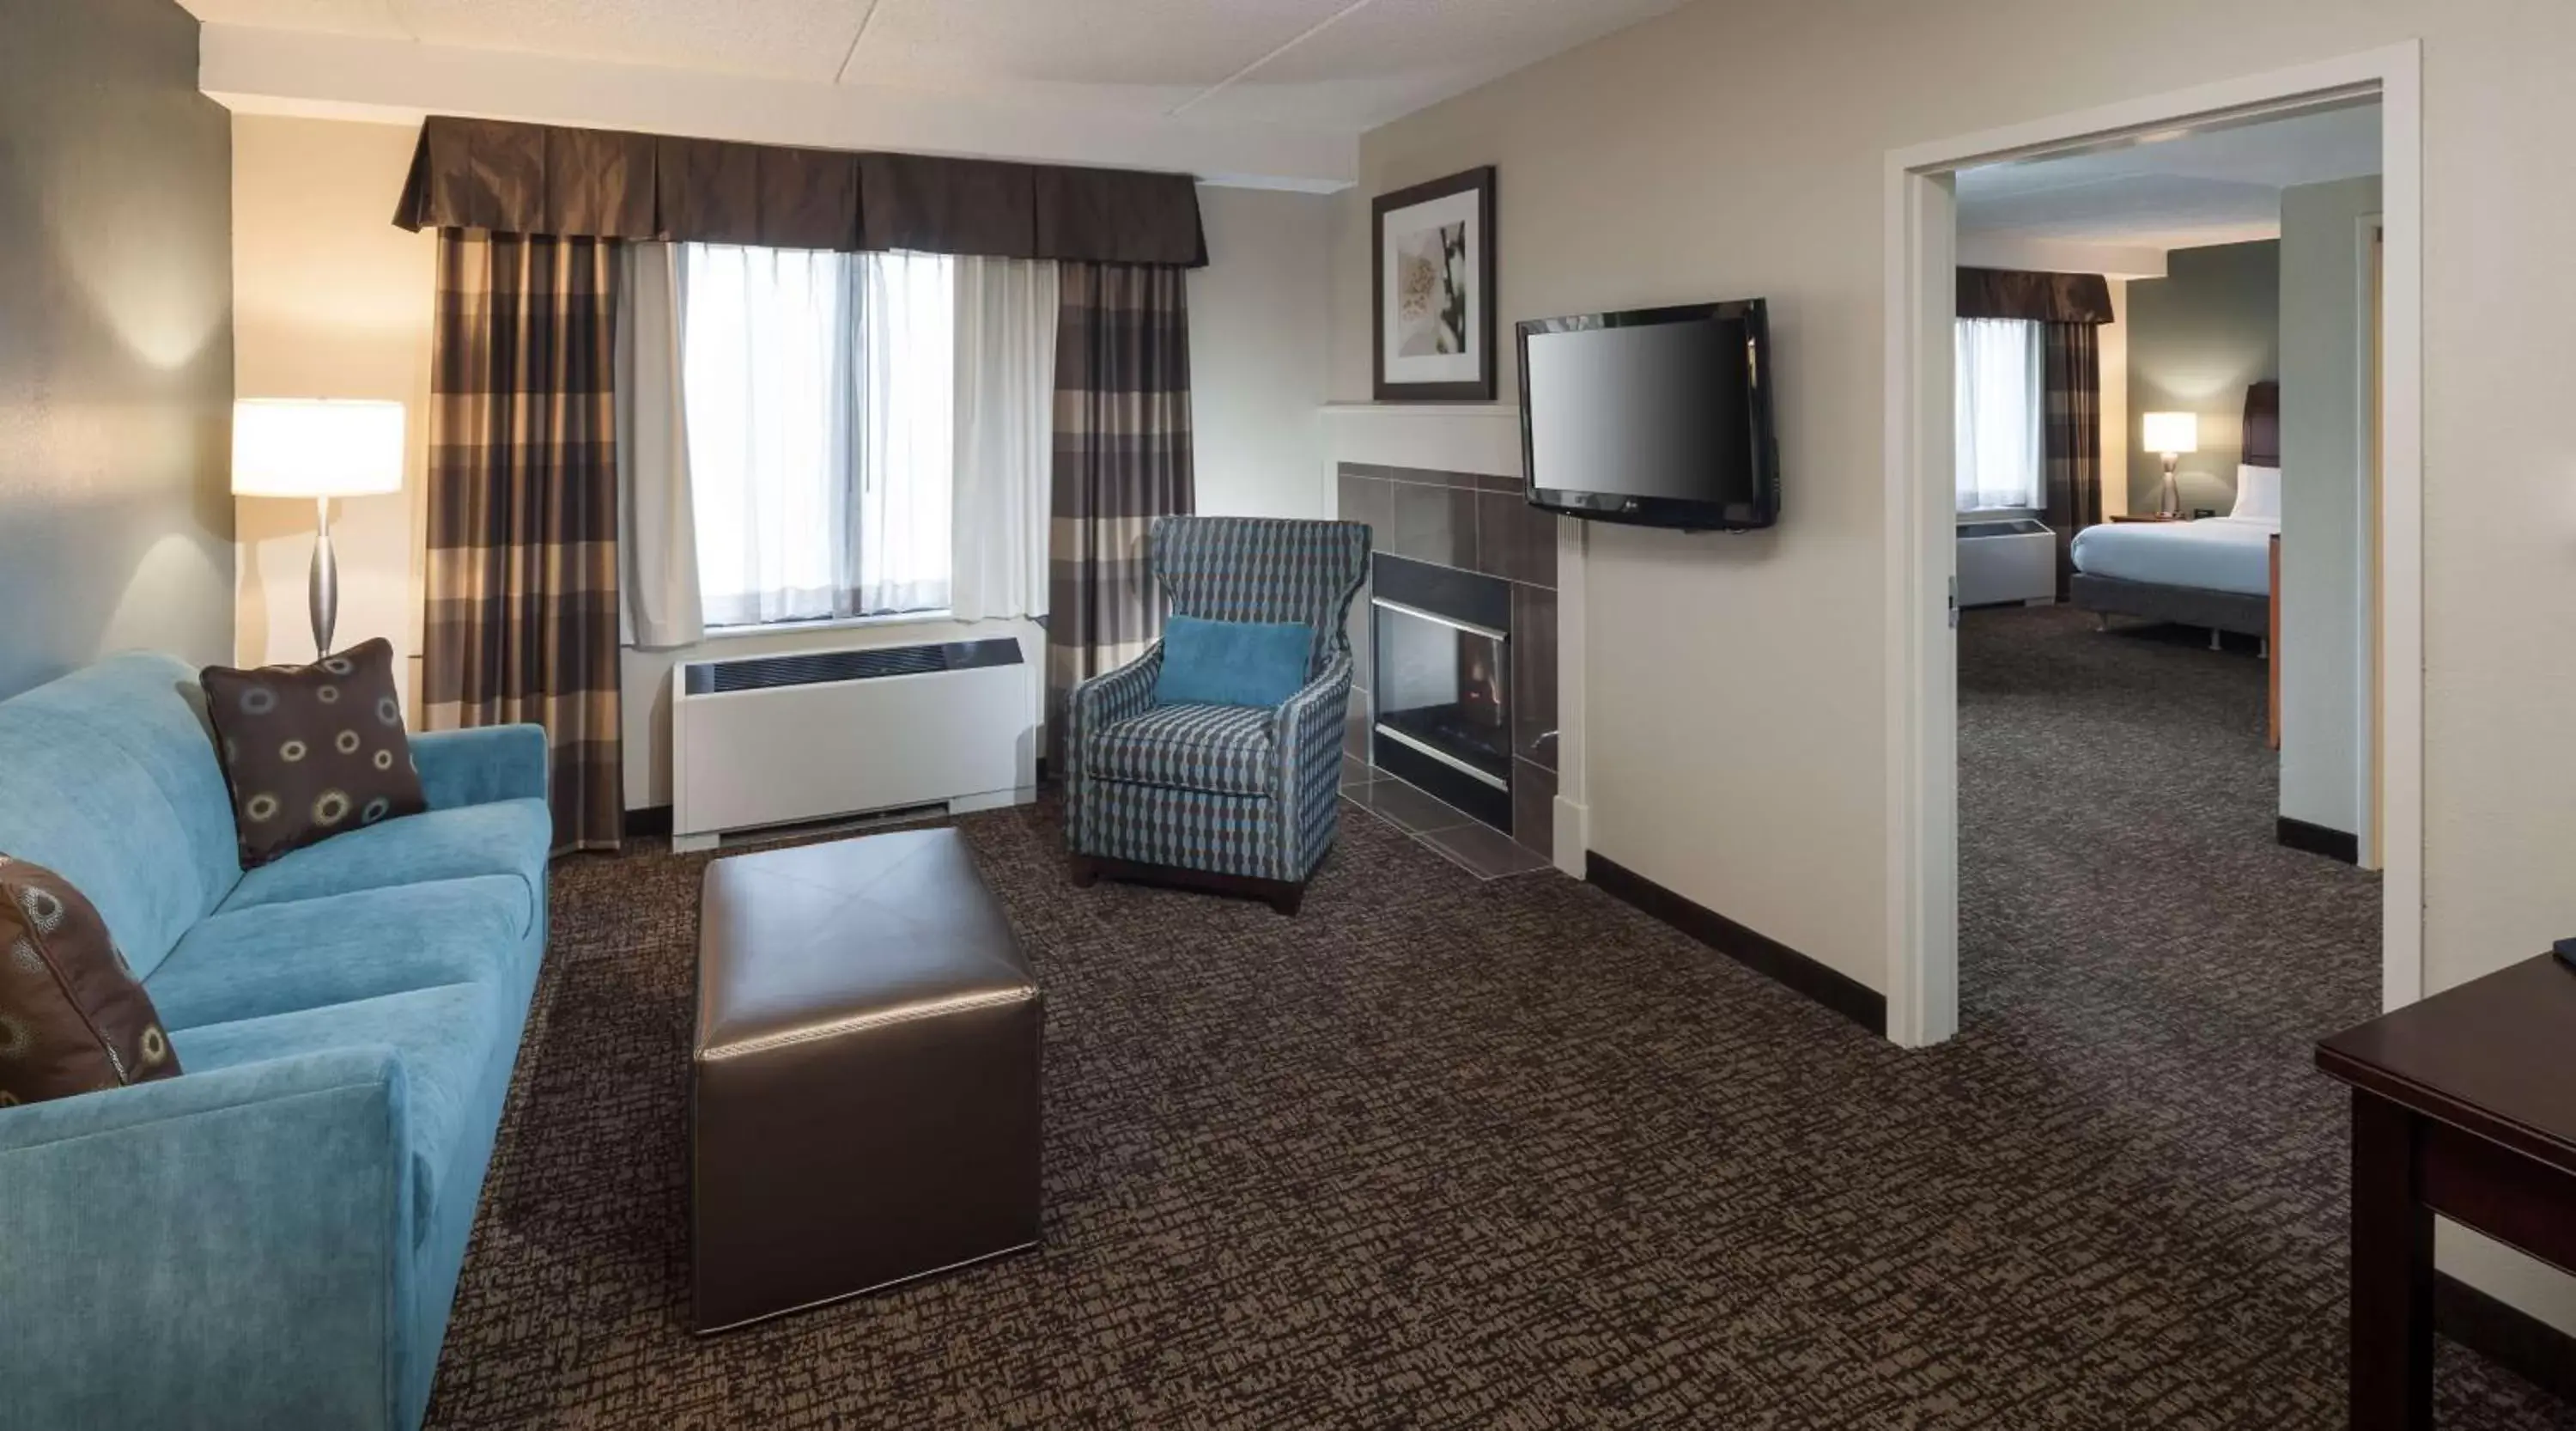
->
(670, 243), (1054, 630)
(614, 242), (703, 649)
(950, 257), (1058, 623)
(683, 244), (860, 626)
(1954, 317), (2044, 512)
(852, 251), (956, 616)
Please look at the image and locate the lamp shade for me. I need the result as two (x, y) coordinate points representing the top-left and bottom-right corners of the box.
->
(2142, 411), (2199, 457)
(231, 399), (405, 498)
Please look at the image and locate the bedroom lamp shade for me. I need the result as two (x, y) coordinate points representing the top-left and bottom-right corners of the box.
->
(2143, 411), (2198, 518)
(2142, 411), (2200, 458)
(230, 399), (405, 498)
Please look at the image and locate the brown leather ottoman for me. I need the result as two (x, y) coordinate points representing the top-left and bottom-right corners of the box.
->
(691, 828), (1042, 1332)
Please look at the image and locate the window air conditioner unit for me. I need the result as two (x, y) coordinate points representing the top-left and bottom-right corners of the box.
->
(1954, 519), (2057, 609)
(670, 636), (1036, 850)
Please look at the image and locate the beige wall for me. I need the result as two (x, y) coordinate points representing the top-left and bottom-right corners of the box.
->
(1332, 0), (2576, 1328)
(229, 113), (433, 711)
(0, 0), (234, 700)
(1191, 186), (1335, 520)
(2124, 240), (2281, 515)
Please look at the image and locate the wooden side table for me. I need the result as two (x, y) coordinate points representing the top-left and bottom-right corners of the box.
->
(2315, 954), (2576, 1429)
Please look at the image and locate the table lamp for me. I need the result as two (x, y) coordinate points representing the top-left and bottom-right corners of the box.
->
(2142, 411), (2198, 519)
(231, 399), (405, 656)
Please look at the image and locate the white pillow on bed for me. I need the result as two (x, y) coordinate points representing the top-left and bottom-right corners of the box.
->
(2233, 464), (2282, 521)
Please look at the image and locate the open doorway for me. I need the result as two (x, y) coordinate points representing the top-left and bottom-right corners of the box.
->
(1878, 46), (2422, 1047)
(1944, 101), (2387, 1043)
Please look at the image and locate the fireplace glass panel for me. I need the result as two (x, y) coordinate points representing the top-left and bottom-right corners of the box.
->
(1373, 601), (1512, 785)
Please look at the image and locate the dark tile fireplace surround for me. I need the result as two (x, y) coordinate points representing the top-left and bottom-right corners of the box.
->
(1336, 462), (1558, 879)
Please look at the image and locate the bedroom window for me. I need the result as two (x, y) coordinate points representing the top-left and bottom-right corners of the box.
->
(1953, 317), (2044, 512)
(680, 244), (956, 629)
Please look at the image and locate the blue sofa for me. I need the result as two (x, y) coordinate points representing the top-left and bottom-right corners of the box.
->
(0, 654), (551, 1431)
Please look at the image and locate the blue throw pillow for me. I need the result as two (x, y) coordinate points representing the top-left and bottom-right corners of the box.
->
(1153, 615), (1313, 709)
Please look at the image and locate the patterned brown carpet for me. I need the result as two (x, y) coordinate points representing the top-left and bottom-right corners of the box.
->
(425, 606), (2576, 1429)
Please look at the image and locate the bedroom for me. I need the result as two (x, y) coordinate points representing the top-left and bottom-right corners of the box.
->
(1947, 101), (2386, 1032)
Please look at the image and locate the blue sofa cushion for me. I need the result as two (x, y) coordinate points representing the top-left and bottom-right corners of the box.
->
(215, 798), (550, 932)
(0, 655), (247, 979)
(1152, 615), (1312, 709)
(1090, 703), (1276, 796)
(171, 983), (505, 1248)
(147, 876), (535, 1032)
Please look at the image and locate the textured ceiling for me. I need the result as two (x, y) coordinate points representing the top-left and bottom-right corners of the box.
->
(1958, 103), (2384, 250)
(178, 0), (1690, 131)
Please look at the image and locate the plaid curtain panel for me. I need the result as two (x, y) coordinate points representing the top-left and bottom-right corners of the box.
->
(2040, 321), (2102, 600)
(423, 231), (623, 854)
(1048, 262), (1195, 754)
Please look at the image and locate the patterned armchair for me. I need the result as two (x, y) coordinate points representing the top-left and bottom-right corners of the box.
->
(1065, 515), (1372, 914)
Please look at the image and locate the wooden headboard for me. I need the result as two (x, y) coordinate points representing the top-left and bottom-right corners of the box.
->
(2243, 381), (2281, 466)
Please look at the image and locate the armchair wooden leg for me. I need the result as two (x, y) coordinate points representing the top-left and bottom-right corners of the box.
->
(1267, 884), (1305, 916)
(1067, 855), (1099, 888)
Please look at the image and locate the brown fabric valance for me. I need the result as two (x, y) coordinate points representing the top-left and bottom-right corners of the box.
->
(1956, 267), (2115, 325)
(393, 117), (1207, 267)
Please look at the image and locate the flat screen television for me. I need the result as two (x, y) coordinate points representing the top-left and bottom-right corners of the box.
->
(1516, 298), (1778, 531)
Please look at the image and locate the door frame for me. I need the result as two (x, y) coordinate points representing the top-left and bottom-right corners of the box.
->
(1880, 43), (2424, 1046)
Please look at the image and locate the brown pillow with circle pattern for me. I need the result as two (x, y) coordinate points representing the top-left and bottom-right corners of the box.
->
(0, 855), (179, 1108)
(201, 637), (428, 869)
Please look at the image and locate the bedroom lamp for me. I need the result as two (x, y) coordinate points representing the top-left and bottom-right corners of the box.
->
(231, 399), (405, 657)
(2142, 411), (2198, 518)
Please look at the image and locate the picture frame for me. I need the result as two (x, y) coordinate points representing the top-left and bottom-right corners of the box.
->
(1371, 166), (1498, 403)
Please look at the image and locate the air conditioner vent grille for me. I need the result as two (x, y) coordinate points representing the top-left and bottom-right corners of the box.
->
(683, 636), (1022, 696)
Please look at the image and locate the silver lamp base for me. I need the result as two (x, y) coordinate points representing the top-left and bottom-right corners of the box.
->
(308, 496), (339, 657)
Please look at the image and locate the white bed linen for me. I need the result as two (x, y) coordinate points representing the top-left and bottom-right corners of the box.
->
(2068, 515), (2278, 597)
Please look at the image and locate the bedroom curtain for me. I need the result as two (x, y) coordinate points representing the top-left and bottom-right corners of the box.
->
(951, 257), (1060, 624)
(2038, 322), (2104, 600)
(422, 231), (625, 854)
(1048, 261), (1194, 752)
(1954, 318), (2044, 512)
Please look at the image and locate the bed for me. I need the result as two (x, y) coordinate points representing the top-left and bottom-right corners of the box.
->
(2069, 381), (2278, 638)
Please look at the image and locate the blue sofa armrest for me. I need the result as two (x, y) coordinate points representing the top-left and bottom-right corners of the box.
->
(0, 1050), (416, 1430)
(412, 723), (549, 810)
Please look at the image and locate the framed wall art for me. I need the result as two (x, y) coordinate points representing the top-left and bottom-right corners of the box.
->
(1371, 166), (1497, 402)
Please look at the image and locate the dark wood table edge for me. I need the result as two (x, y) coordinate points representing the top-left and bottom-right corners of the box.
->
(2316, 1043), (2576, 1423)
(2315, 1044), (2576, 1178)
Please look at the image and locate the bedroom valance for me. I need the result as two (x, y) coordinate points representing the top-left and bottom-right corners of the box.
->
(392, 117), (1208, 268)
(1955, 267), (2115, 325)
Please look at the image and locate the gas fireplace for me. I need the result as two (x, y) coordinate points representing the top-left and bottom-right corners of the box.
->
(1370, 554), (1513, 831)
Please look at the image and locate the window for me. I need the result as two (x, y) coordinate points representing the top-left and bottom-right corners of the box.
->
(1953, 317), (2043, 512)
(681, 245), (956, 628)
